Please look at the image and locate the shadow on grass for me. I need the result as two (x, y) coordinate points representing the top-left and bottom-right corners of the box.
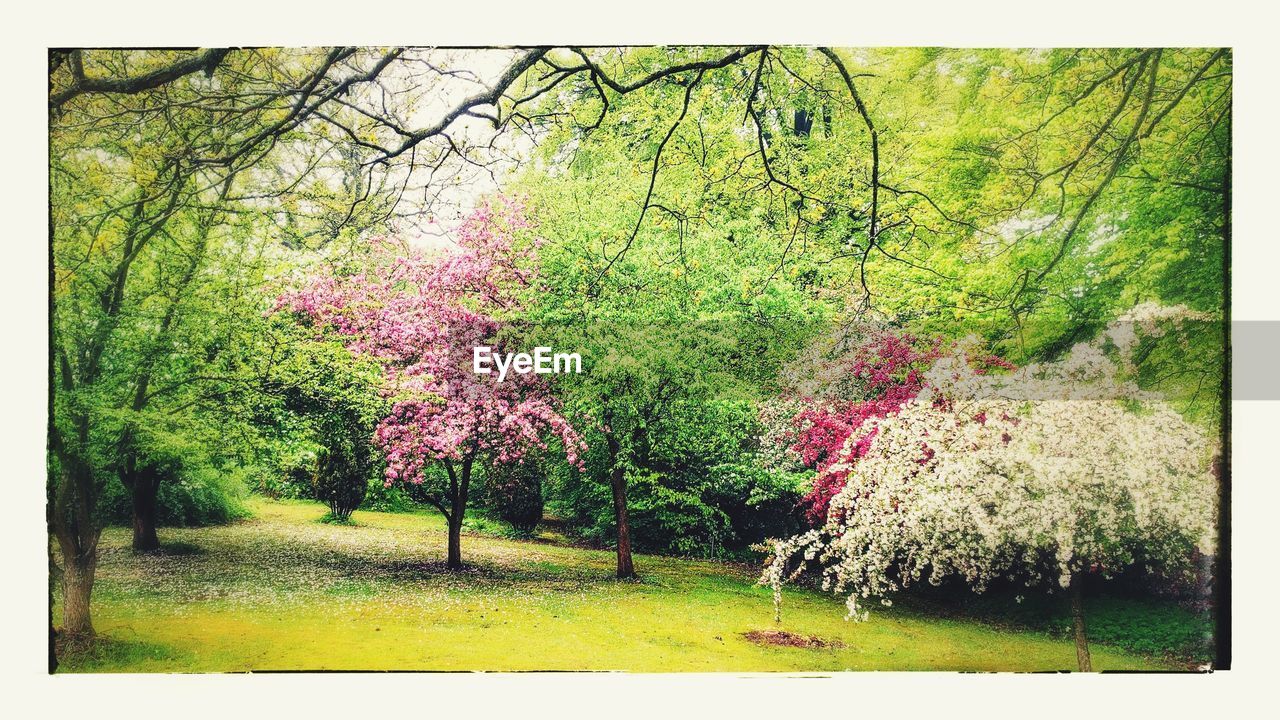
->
(54, 633), (184, 673)
(99, 539), (206, 561)
(154, 540), (205, 556)
(363, 557), (626, 587)
(890, 582), (1213, 668)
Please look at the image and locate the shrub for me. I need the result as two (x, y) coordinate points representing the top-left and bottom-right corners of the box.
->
(98, 465), (250, 528)
(626, 470), (732, 557)
(363, 477), (422, 513)
(312, 443), (369, 522)
(486, 460), (545, 534)
(318, 510), (357, 525)
(544, 400), (807, 558)
(703, 462), (809, 551)
(250, 447), (316, 500)
(762, 337), (1217, 647)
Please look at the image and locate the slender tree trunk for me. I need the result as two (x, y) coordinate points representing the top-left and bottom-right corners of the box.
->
(1070, 573), (1092, 672)
(130, 475), (160, 552)
(609, 463), (635, 579)
(602, 412), (637, 579)
(443, 457), (472, 571)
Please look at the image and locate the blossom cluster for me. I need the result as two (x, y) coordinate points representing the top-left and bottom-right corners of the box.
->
(761, 313), (1219, 622)
(768, 328), (1012, 525)
(277, 199), (585, 485)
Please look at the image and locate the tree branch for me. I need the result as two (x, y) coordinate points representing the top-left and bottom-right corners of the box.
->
(50, 48), (231, 111)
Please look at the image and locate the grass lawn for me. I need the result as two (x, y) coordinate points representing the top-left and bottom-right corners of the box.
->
(55, 498), (1179, 672)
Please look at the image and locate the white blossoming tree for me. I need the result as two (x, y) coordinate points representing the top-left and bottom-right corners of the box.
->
(762, 319), (1219, 671)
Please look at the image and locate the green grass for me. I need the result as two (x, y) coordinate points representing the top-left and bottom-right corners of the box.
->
(55, 498), (1180, 672)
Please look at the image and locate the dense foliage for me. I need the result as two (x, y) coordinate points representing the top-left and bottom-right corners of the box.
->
(97, 466), (250, 528)
(486, 459), (546, 535)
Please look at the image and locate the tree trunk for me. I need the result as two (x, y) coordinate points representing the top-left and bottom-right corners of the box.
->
(446, 512), (464, 570)
(59, 543), (97, 638)
(443, 457), (472, 571)
(51, 449), (101, 640)
(1070, 573), (1092, 672)
(793, 108), (813, 138)
(601, 412), (638, 580)
(130, 476), (160, 552)
(609, 463), (636, 579)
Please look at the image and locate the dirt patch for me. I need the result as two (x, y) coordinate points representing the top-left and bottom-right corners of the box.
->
(741, 630), (845, 649)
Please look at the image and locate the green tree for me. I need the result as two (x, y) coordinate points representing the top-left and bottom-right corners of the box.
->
(265, 332), (387, 523)
(48, 48), (406, 636)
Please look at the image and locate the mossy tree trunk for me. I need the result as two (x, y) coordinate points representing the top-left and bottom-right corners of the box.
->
(51, 450), (101, 639)
(59, 548), (97, 637)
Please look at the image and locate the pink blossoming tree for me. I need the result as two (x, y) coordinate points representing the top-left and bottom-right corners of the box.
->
(278, 199), (584, 569)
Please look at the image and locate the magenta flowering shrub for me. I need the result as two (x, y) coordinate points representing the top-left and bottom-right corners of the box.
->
(783, 330), (1014, 525)
(277, 199), (585, 493)
(784, 331), (937, 525)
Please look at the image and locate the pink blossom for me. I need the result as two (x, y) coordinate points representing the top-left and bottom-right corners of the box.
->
(276, 198), (586, 486)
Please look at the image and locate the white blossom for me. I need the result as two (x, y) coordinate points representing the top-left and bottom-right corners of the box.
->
(761, 311), (1219, 622)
